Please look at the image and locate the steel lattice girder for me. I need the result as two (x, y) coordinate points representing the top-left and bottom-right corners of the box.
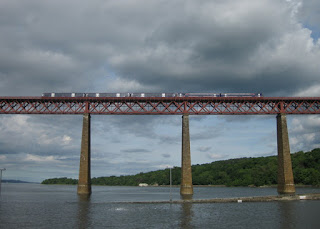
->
(0, 97), (320, 115)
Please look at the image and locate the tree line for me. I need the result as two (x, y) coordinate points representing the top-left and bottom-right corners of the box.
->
(41, 148), (320, 186)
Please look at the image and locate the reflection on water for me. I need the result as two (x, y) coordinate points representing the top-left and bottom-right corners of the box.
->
(1, 184), (320, 229)
(181, 194), (193, 201)
(278, 200), (320, 229)
(76, 195), (91, 229)
(180, 193), (193, 228)
(278, 201), (295, 229)
(180, 203), (193, 229)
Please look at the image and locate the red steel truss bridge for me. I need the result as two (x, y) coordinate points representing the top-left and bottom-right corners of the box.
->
(1, 96), (320, 115)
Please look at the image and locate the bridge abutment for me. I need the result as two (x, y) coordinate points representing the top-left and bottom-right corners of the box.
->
(277, 113), (295, 195)
(180, 114), (193, 196)
(77, 113), (92, 195)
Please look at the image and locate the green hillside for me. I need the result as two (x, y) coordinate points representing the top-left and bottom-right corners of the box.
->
(42, 148), (320, 187)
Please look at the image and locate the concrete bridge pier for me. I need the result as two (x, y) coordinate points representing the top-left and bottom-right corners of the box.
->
(180, 114), (193, 196)
(77, 113), (92, 195)
(277, 113), (295, 195)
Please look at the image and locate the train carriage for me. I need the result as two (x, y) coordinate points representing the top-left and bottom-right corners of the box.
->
(42, 92), (263, 98)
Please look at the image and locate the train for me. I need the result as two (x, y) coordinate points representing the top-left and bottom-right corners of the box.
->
(42, 92), (263, 98)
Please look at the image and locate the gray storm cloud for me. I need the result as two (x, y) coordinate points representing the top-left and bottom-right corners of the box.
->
(0, 0), (319, 96)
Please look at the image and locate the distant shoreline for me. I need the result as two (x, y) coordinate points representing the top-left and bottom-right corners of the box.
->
(38, 183), (319, 188)
(2, 180), (38, 184)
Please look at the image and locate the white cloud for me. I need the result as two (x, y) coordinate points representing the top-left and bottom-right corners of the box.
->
(295, 84), (320, 97)
(207, 153), (227, 160)
(198, 146), (211, 152)
(104, 77), (154, 92)
(0, 115), (81, 158)
(157, 164), (175, 169)
(289, 116), (320, 151)
(297, 0), (320, 39)
(62, 135), (72, 145)
(24, 154), (60, 163)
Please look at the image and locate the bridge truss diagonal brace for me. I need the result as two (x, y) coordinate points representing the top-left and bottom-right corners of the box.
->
(1, 97), (320, 114)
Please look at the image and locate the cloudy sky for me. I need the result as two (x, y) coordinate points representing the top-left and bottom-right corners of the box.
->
(1, 0), (320, 182)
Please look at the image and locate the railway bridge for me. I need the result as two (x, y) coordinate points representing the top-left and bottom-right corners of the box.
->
(1, 95), (320, 196)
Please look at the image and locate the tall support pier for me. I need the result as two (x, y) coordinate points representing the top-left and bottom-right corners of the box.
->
(180, 114), (193, 196)
(277, 113), (295, 195)
(77, 113), (92, 195)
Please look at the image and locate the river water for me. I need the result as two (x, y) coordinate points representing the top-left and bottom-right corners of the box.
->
(1, 184), (320, 228)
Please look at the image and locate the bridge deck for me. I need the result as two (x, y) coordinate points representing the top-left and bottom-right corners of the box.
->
(0, 96), (320, 115)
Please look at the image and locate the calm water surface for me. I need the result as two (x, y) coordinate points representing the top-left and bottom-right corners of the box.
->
(1, 184), (320, 228)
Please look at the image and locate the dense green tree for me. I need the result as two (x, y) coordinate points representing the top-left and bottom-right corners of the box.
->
(42, 148), (320, 187)
(42, 177), (78, 185)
